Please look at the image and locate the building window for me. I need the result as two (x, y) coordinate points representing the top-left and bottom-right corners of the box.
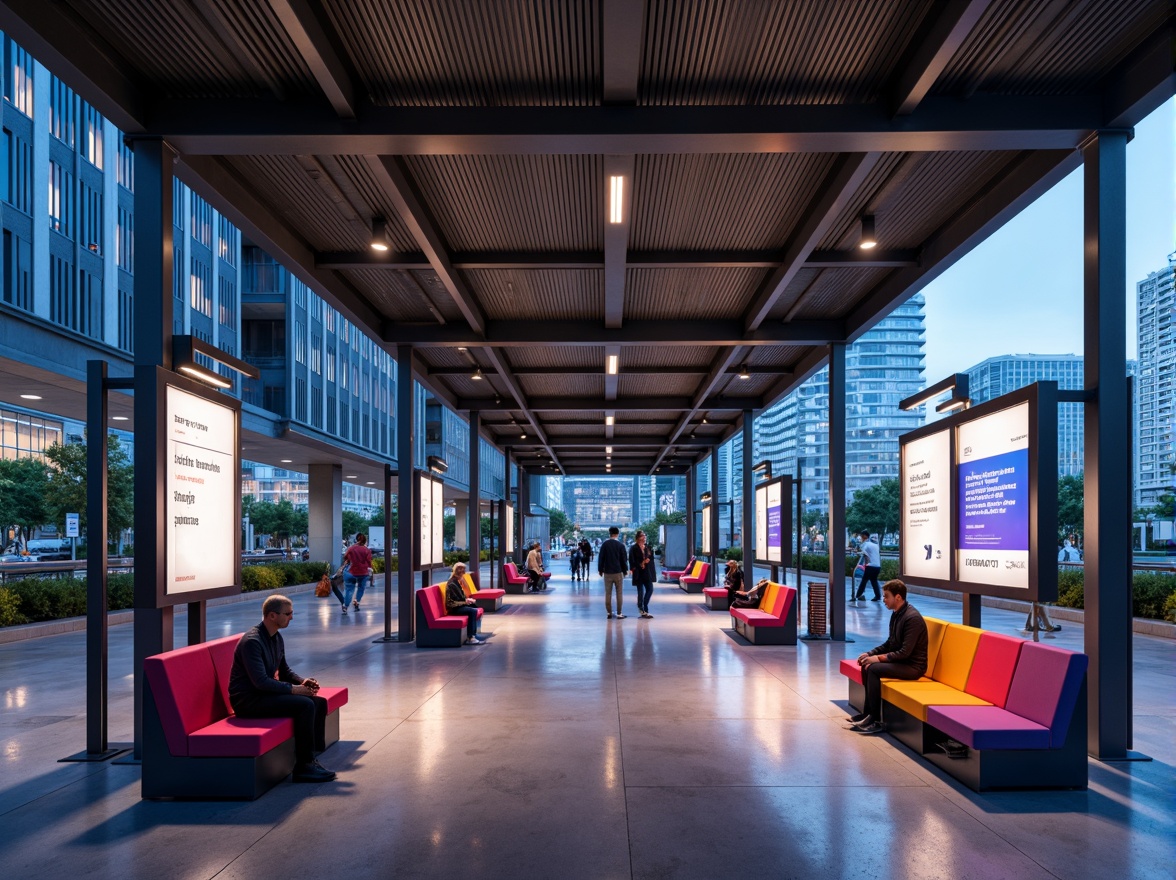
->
(0, 409), (64, 461)
(191, 194), (212, 248)
(173, 244), (184, 300)
(79, 180), (103, 253)
(116, 207), (133, 271)
(4, 40), (34, 118)
(218, 275), (236, 329)
(6, 130), (32, 213)
(48, 161), (73, 235)
(118, 287), (133, 352)
(3, 230), (32, 311)
(172, 178), (184, 230)
(217, 215), (237, 265)
(82, 102), (103, 168)
(190, 259), (212, 317)
(50, 257), (103, 339)
(117, 139), (133, 191)
(49, 76), (77, 147)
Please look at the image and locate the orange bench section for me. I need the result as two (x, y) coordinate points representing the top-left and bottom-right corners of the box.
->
(143, 633), (348, 799)
(416, 584), (484, 647)
(729, 581), (797, 645)
(462, 572), (505, 611)
(678, 560), (710, 593)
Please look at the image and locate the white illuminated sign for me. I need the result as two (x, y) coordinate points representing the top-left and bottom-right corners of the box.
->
(417, 472), (445, 569)
(166, 385), (237, 596)
(504, 502), (515, 554)
(901, 431), (951, 582)
(701, 505), (712, 556)
(755, 486), (768, 563)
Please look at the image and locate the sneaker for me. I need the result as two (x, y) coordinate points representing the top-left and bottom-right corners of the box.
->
(352, 600), (360, 610)
(293, 760), (336, 782)
(615, 613), (626, 620)
(607, 613), (615, 619)
(341, 606), (347, 614)
(848, 714), (875, 730)
(466, 636), (485, 645)
(847, 712), (868, 724)
(855, 721), (885, 735)
(870, 597), (881, 601)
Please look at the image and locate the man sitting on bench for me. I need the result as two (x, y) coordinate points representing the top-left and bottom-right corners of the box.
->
(228, 594), (336, 782)
(526, 541), (547, 592)
(847, 580), (928, 736)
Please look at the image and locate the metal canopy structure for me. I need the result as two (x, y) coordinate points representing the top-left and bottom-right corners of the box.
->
(3, 0), (1172, 475)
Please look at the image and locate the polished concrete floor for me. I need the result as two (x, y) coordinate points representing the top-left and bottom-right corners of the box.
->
(0, 567), (1173, 879)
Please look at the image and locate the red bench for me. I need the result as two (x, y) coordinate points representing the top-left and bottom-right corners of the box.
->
(678, 560), (711, 593)
(701, 584), (729, 610)
(662, 557), (698, 582)
(502, 561), (550, 594)
(143, 634), (348, 799)
(416, 584), (484, 647)
(730, 581), (797, 645)
(462, 572), (505, 611)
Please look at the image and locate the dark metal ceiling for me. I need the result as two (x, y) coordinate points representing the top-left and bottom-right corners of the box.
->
(3, 0), (1172, 476)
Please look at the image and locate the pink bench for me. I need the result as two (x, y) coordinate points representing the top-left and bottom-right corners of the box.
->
(662, 557), (698, 582)
(462, 572), (505, 611)
(702, 584), (729, 610)
(502, 561), (550, 594)
(678, 560), (711, 593)
(729, 581), (797, 645)
(416, 584), (484, 647)
(143, 634), (348, 799)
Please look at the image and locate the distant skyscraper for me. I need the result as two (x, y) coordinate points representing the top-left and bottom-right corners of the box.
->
(1136, 252), (1176, 508)
(962, 354), (1085, 477)
(754, 293), (927, 513)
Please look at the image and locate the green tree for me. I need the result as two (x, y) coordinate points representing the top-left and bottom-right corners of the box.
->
(342, 510), (367, 539)
(544, 507), (573, 541)
(42, 436), (135, 544)
(635, 509), (686, 545)
(288, 504), (308, 546)
(248, 500), (280, 544)
(0, 457), (50, 550)
(846, 478), (900, 543)
(1057, 474), (1085, 536)
(443, 513), (456, 545)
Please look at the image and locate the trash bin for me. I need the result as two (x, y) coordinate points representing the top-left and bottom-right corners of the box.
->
(807, 581), (827, 638)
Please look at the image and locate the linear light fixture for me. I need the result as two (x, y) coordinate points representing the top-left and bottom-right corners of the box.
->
(606, 353), (619, 375)
(427, 455), (448, 475)
(19, 393), (42, 400)
(605, 446), (613, 454)
(935, 396), (972, 414)
(608, 175), (624, 224)
(899, 373), (970, 412)
(859, 215), (877, 250)
(605, 415), (615, 427)
(370, 217), (391, 252)
(172, 335), (259, 390)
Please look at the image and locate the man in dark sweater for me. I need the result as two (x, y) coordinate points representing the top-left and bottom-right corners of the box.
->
(597, 526), (629, 619)
(228, 594), (335, 782)
(848, 580), (928, 735)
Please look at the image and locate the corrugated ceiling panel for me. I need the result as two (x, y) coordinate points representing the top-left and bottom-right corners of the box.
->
(936, 0), (1168, 96)
(228, 156), (366, 252)
(206, 0), (321, 96)
(762, 267), (820, 322)
(342, 269), (442, 321)
(792, 268), (891, 321)
(467, 270), (602, 321)
(618, 374), (699, 397)
(747, 345), (807, 368)
(814, 153), (912, 251)
(74, 0), (265, 98)
(323, 0), (599, 106)
(619, 348), (713, 370)
(626, 268), (763, 320)
(521, 374), (604, 397)
(640, 0), (934, 105)
(404, 155), (603, 251)
(548, 424), (607, 438)
(507, 347), (605, 369)
(631, 154), (834, 250)
(329, 157), (419, 252)
(614, 423), (674, 437)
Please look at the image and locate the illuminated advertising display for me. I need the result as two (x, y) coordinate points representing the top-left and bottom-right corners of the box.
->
(416, 472), (445, 569)
(956, 402), (1031, 590)
(755, 486), (767, 563)
(753, 476), (792, 566)
(165, 383), (239, 600)
(701, 504), (712, 556)
(901, 431), (951, 582)
(766, 481), (783, 563)
(503, 502), (515, 554)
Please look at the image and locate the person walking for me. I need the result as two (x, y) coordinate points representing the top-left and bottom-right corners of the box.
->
(598, 526), (629, 619)
(853, 531), (882, 601)
(578, 539), (593, 581)
(342, 532), (373, 612)
(629, 530), (657, 618)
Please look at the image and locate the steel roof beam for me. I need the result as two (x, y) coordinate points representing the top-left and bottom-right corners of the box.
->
(384, 319), (845, 347)
(649, 346), (743, 472)
(268, 0), (357, 118)
(463, 395), (761, 413)
(889, 0), (996, 116)
(150, 96), (1109, 155)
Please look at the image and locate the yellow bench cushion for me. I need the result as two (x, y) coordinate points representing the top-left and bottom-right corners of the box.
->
(924, 617), (948, 675)
(931, 623), (983, 690)
(758, 582), (778, 613)
(882, 681), (992, 721)
(461, 573), (478, 597)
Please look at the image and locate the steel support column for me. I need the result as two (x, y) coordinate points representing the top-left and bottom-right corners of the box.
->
(741, 410), (754, 578)
(468, 411), (481, 577)
(828, 343), (848, 640)
(710, 450), (720, 582)
(685, 467), (695, 560)
(308, 464), (343, 568)
(1082, 130), (1138, 760)
(131, 138), (175, 759)
(395, 345), (415, 641)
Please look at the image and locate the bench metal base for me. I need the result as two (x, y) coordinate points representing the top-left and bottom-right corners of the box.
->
(503, 580), (528, 594)
(679, 581), (705, 594)
(704, 592), (729, 610)
(472, 595), (503, 611)
(731, 599), (798, 645)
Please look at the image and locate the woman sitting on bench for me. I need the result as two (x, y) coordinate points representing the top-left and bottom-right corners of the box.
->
(731, 577), (769, 609)
(526, 542), (547, 592)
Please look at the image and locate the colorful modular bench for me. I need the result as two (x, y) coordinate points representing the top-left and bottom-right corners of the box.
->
(839, 618), (1088, 791)
(501, 561), (552, 594)
(462, 572), (506, 611)
(143, 634), (348, 799)
(728, 580), (798, 644)
(416, 583), (485, 647)
(677, 560), (711, 593)
(661, 557), (697, 582)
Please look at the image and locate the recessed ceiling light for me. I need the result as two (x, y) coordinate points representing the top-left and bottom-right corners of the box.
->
(608, 175), (624, 224)
(111, 416), (129, 421)
(346, 475), (358, 479)
(366, 481), (375, 485)
(280, 459), (293, 463)
(605, 446), (613, 453)
(606, 354), (619, 375)
(20, 394), (42, 400)
(605, 415), (615, 427)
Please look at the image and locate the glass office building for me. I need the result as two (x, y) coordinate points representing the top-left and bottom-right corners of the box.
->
(1135, 252), (1176, 509)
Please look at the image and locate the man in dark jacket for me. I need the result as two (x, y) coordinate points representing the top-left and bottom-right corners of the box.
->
(848, 580), (928, 735)
(229, 594), (335, 782)
(597, 526), (629, 619)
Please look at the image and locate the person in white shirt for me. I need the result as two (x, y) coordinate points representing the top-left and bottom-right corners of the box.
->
(853, 531), (882, 601)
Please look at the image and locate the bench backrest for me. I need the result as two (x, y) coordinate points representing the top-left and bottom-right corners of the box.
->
(461, 572), (478, 597)
(503, 562), (526, 582)
(758, 582), (778, 614)
(924, 617), (948, 676)
(144, 634), (241, 757)
(763, 582), (796, 621)
(418, 584), (447, 625)
(686, 560), (703, 579)
(1003, 642), (1088, 746)
(931, 623), (983, 690)
(686, 561), (710, 582)
(678, 557), (697, 574)
(963, 631), (1024, 708)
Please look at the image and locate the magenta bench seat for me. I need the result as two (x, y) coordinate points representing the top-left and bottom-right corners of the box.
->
(502, 561), (550, 594)
(143, 634), (348, 799)
(663, 557), (698, 582)
(729, 581), (797, 645)
(416, 584), (484, 647)
(678, 561), (711, 593)
(702, 585), (728, 610)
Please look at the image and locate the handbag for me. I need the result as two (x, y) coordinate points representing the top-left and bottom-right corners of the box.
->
(315, 572), (332, 598)
(330, 562), (348, 590)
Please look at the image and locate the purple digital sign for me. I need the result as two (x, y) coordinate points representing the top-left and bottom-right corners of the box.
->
(767, 505), (782, 551)
(958, 448), (1030, 552)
